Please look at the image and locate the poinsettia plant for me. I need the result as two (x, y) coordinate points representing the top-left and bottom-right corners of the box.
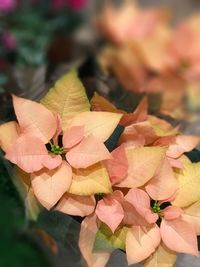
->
(97, 1), (200, 118)
(0, 69), (200, 267)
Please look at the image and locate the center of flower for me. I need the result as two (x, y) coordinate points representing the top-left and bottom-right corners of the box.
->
(152, 201), (161, 214)
(51, 144), (64, 155)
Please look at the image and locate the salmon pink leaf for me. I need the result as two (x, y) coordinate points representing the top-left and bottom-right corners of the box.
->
(126, 225), (161, 265)
(55, 193), (95, 217)
(163, 206), (182, 221)
(160, 218), (198, 256)
(5, 134), (61, 173)
(167, 135), (200, 158)
(79, 214), (112, 267)
(13, 95), (57, 143)
(96, 194), (124, 233)
(103, 144), (128, 185)
(145, 158), (177, 200)
(66, 135), (111, 169)
(31, 161), (72, 210)
(63, 126), (84, 148)
(125, 188), (158, 224)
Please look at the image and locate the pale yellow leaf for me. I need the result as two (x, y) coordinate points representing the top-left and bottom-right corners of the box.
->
(67, 111), (122, 142)
(172, 162), (200, 208)
(0, 121), (20, 153)
(143, 242), (177, 267)
(69, 163), (112, 196)
(116, 146), (166, 188)
(41, 69), (90, 130)
(183, 200), (200, 235)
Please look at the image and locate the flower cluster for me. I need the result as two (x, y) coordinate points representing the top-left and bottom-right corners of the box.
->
(97, 1), (200, 118)
(0, 69), (200, 267)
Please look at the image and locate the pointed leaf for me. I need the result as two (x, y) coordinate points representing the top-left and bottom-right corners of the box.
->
(116, 146), (166, 188)
(126, 225), (161, 265)
(55, 193), (95, 217)
(41, 70), (90, 130)
(63, 126), (84, 148)
(93, 224), (128, 251)
(79, 214), (112, 267)
(145, 158), (177, 200)
(167, 135), (200, 158)
(163, 206), (182, 221)
(66, 135), (111, 169)
(122, 201), (149, 226)
(13, 95), (57, 143)
(96, 194), (124, 233)
(67, 111), (122, 142)
(103, 144), (128, 185)
(143, 242), (177, 267)
(160, 218), (198, 256)
(91, 92), (122, 113)
(5, 134), (62, 173)
(69, 163), (112, 196)
(31, 161), (72, 209)
(125, 188), (158, 224)
(172, 162), (200, 207)
(0, 121), (20, 153)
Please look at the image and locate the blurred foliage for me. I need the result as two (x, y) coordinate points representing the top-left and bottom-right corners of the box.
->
(0, 0), (86, 70)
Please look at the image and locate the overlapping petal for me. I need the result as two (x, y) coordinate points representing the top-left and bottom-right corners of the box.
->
(125, 188), (158, 224)
(63, 126), (84, 148)
(13, 95), (57, 143)
(116, 146), (166, 188)
(31, 161), (72, 210)
(126, 225), (161, 265)
(103, 144), (128, 185)
(67, 111), (122, 142)
(145, 158), (177, 201)
(96, 192), (124, 233)
(55, 193), (95, 217)
(79, 214), (112, 267)
(66, 135), (111, 169)
(160, 218), (198, 256)
(5, 134), (62, 173)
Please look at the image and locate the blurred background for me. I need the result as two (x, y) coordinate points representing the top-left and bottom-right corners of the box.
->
(0, 1), (200, 267)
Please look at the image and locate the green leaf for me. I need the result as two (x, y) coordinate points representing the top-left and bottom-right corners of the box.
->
(93, 224), (128, 252)
(40, 69), (90, 130)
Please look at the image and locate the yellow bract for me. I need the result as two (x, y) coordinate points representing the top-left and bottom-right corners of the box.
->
(117, 146), (166, 188)
(41, 69), (90, 130)
(172, 162), (200, 208)
(69, 163), (112, 196)
(143, 242), (177, 267)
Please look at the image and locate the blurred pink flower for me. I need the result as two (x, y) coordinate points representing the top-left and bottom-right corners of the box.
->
(2, 32), (16, 50)
(67, 0), (86, 11)
(52, 0), (86, 11)
(0, 0), (16, 12)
